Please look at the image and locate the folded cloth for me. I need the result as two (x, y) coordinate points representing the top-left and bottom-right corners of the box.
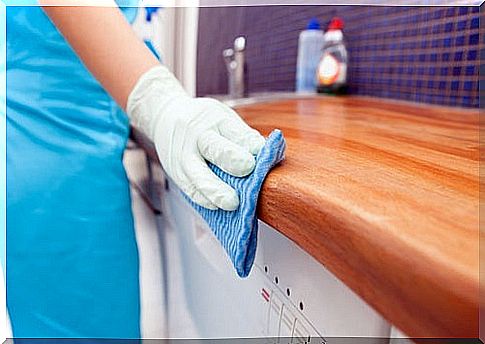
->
(183, 129), (286, 277)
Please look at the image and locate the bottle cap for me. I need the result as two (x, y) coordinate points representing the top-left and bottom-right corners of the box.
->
(327, 17), (344, 30)
(306, 18), (321, 30)
(145, 7), (160, 22)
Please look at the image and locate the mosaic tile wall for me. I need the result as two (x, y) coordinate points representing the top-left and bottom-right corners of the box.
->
(197, 6), (482, 108)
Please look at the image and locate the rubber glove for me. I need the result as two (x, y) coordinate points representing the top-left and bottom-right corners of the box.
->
(127, 65), (266, 211)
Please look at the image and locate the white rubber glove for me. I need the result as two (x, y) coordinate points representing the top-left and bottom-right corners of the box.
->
(127, 65), (265, 211)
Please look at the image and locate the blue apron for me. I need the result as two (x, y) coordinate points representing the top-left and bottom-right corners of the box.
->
(7, 5), (140, 339)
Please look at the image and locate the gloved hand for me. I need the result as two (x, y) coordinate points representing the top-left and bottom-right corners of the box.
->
(127, 65), (265, 211)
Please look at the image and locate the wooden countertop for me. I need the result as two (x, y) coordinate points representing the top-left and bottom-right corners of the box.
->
(234, 96), (479, 338)
(132, 95), (479, 338)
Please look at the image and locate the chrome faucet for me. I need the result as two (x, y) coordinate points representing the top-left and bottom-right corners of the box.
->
(223, 36), (246, 99)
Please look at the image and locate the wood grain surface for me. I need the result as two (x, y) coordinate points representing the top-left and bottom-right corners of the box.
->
(234, 96), (479, 338)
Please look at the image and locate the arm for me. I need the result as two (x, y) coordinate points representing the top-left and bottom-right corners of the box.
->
(40, 1), (158, 110)
(40, 3), (266, 211)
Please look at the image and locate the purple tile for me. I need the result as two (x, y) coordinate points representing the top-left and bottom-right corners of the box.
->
(197, 5), (480, 108)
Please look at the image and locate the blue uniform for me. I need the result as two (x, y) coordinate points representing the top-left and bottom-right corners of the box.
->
(7, 6), (141, 338)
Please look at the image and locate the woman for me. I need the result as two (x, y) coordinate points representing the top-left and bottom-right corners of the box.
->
(7, 1), (264, 338)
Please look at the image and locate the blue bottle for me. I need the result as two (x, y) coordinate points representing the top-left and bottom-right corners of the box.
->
(296, 18), (325, 93)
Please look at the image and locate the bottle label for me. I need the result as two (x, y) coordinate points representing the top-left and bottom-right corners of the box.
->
(317, 53), (341, 86)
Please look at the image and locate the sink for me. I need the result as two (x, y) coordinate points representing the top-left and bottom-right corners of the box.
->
(210, 91), (317, 107)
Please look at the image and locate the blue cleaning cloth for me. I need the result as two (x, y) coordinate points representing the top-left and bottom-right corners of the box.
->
(184, 129), (286, 277)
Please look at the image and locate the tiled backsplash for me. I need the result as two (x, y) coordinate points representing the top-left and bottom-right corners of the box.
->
(197, 6), (481, 108)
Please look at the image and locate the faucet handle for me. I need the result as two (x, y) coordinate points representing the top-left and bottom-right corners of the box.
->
(223, 48), (234, 60)
(223, 48), (237, 71)
(234, 36), (246, 52)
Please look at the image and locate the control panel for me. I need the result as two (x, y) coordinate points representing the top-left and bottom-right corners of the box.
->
(257, 267), (325, 344)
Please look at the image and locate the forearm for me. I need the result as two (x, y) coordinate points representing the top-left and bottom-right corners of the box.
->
(40, 1), (159, 110)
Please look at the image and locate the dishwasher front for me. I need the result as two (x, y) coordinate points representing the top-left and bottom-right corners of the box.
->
(128, 146), (392, 343)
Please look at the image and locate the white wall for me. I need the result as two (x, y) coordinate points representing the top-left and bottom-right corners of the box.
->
(172, 6), (199, 96)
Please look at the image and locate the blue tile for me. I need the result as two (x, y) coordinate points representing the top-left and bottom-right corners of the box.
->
(439, 81), (447, 90)
(469, 33), (479, 45)
(458, 7), (469, 15)
(463, 81), (474, 91)
(465, 66), (475, 76)
(456, 36), (465, 46)
(454, 51), (463, 61)
(451, 81), (460, 91)
(452, 67), (462, 76)
(444, 22), (454, 32)
(449, 96), (458, 106)
(441, 67), (449, 76)
(442, 52), (450, 61)
(467, 50), (477, 61)
(470, 17), (479, 29)
(443, 37), (452, 47)
(435, 95), (445, 104)
(462, 96), (472, 106)
(419, 54), (426, 62)
(427, 80), (434, 89)
(446, 7), (456, 17)
(457, 20), (467, 31)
